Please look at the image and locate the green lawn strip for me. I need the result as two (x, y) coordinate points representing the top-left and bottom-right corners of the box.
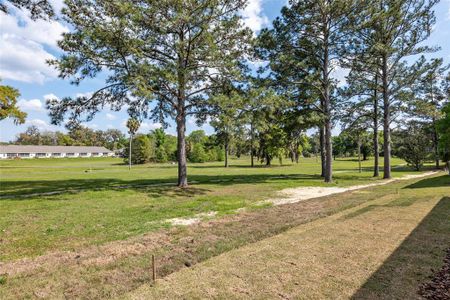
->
(1, 174), (447, 299)
(0, 156), (421, 197)
(0, 157), (437, 261)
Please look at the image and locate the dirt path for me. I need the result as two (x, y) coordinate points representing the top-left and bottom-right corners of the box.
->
(125, 174), (449, 299)
(265, 171), (437, 206)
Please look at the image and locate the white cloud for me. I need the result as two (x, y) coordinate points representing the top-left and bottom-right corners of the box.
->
(0, 8), (69, 84)
(25, 118), (57, 131)
(48, 0), (66, 15)
(120, 119), (162, 133)
(17, 99), (44, 111)
(0, 9), (69, 48)
(241, 0), (269, 33)
(187, 117), (196, 125)
(75, 92), (93, 99)
(43, 93), (60, 101)
(106, 113), (116, 120)
(331, 66), (350, 87)
(139, 122), (162, 132)
(0, 34), (58, 84)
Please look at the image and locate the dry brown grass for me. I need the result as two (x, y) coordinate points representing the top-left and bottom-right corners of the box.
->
(125, 175), (450, 299)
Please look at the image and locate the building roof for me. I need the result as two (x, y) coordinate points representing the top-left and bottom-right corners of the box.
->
(0, 145), (113, 154)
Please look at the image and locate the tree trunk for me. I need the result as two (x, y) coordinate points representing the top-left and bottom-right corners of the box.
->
(320, 125), (326, 177)
(224, 138), (229, 168)
(128, 134), (132, 170)
(430, 78), (439, 169)
(358, 138), (362, 173)
(432, 120), (439, 168)
(265, 153), (271, 166)
(250, 121), (254, 167)
(176, 113), (188, 187)
(373, 73), (379, 177)
(323, 38), (332, 183)
(382, 54), (391, 179)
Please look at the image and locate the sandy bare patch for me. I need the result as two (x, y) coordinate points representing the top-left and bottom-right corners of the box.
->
(167, 212), (217, 226)
(265, 171), (437, 206)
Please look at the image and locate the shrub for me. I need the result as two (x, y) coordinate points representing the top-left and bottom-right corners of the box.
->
(396, 123), (431, 171)
(188, 143), (208, 163)
(154, 147), (168, 163)
(123, 135), (152, 164)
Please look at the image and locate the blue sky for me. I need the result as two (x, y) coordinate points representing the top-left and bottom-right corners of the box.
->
(0, 0), (449, 142)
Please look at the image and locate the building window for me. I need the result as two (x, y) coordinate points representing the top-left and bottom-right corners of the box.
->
(66, 153), (75, 156)
(36, 153), (47, 157)
(80, 153), (88, 156)
(7, 153), (17, 158)
(18, 153), (30, 157)
(52, 153), (61, 156)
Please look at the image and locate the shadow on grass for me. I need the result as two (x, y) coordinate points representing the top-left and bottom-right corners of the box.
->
(336, 166), (434, 173)
(404, 174), (450, 189)
(189, 164), (293, 169)
(0, 173), (321, 199)
(351, 197), (450, 299)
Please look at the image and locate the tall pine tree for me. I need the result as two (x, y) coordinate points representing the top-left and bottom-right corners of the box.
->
(47, 0), (252, 187)
(361, 0), (438, 178)
(258, 0), (356, 182)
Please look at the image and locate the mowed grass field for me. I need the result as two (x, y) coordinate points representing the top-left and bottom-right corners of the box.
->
(127, 175), (450, 300)
(0, 156), (428, 261)
(0, 156), (448, 299)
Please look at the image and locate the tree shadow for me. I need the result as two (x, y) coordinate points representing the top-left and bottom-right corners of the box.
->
(189, 164), (294, 169)
(336, 166), (435, 173)
(0, 173), (321, 199)
(351, 197), (450, 299)
(403, 174), (450, 189)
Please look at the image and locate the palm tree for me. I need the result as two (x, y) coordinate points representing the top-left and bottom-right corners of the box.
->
(126, 118), (140, 170)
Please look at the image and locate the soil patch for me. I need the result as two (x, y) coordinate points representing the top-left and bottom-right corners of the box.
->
(265, 171), (436, 206)
(167, 211), (217, 226)
(418, 247), (450, 299)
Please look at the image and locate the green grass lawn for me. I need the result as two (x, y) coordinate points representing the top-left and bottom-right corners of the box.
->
(0, 156), (432, 261)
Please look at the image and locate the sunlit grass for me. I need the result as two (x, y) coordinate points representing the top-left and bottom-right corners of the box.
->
(0, 156), (434, 260)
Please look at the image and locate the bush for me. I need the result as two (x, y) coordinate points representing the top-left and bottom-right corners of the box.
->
(302, 151), (312, 158)
(154, 147), (168, 163)
(396, 123), (430, 171)
(123, 135), (152, 164)
(188, 143), (208, 163)
(163, 135), (178, 161)
(215, 147), (224, 162)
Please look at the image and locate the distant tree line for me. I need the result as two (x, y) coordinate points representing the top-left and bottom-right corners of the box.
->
(10, 125), (127, 151)
(123, 129), (226, 165)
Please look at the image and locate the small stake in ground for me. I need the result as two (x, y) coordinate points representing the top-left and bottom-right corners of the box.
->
(152, 254), (156, 283)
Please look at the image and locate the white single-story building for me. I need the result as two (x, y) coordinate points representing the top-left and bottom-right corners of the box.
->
(0, 145), (114, 159)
